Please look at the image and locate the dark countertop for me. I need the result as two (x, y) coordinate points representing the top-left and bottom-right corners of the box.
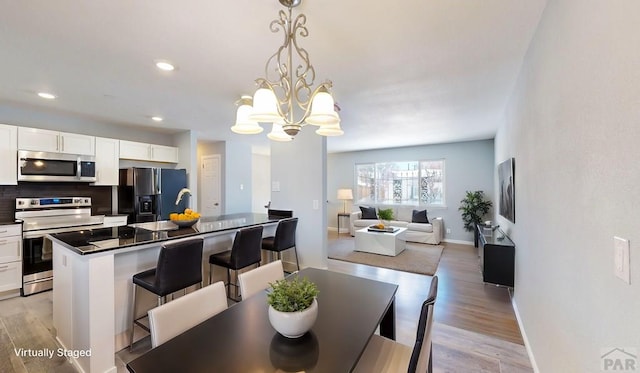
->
(49, 213), (280, 256)
(0, 220), (20, 226)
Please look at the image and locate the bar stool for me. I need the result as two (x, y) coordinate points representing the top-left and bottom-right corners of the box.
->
(129, 238), (203, 350)
(209, 225), (264, 300)
(262, 217), (299, 272)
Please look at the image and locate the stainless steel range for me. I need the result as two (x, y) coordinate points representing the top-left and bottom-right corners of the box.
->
(15, 197), (105, 296)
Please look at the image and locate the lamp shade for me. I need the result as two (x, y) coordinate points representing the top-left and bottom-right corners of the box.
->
(231, 98), (263, 134)
(305, 91), (340, 126)
(315, 120), (343, 136)
(337, 189), (353, 200)
(249, 87), (282, 123)
(267, 122), (293, 142)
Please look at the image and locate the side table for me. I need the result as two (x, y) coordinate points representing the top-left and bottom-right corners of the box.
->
(476, 224), (515, 287)
(337, 213), (351, 236)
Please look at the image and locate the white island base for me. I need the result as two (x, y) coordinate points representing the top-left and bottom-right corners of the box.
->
(51, 223), (276, 373)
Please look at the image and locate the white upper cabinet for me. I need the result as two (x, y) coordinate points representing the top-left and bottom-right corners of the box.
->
(0, 124), (18, 185)
(150, 144), (179, 163)
(119, 140), (178, 163)
(18, 127), (95, 156)
(59, 131), (95, 155)
(93, 137), (119, 186)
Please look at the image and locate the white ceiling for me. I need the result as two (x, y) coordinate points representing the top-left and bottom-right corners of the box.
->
(0, 0), (547, 153)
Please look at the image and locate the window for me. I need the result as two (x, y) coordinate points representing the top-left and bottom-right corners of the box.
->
(355, 160), (445, 207)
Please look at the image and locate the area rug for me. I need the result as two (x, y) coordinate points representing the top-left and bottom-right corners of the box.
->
(328, 242), (444, 276)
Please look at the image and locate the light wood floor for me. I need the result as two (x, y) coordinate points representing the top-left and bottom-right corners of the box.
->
(327, 235), (532, 372)
(0, 236), (532, 372)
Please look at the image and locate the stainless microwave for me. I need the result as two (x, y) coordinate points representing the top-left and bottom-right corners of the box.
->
(18, 150), (96, 182)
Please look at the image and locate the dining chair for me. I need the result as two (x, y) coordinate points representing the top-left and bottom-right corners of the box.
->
(354, 276), (438, 373)
(261, 217), (299, 272)
(129, 238), (204, 350)
(209, 225), (264, 300)
(148, 281), (228, 348)
(238, 259), (285, 299)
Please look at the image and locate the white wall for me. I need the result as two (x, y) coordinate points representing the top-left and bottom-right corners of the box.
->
(271, 129), (327, 269)
(328, 140), (494, 242)
(496, 1), (640, 371)
(175, 130), (198, 209)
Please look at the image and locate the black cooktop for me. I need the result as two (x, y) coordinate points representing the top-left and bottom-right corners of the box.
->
(49, 213), (280, 255)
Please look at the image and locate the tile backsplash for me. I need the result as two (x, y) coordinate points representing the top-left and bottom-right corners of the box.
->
(0, 183), (112, 222)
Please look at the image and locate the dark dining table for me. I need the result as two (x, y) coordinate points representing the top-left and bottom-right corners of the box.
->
(126, 267), (398, 373)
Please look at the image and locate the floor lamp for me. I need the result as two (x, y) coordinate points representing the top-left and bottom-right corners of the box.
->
(337, 189), (353, 213)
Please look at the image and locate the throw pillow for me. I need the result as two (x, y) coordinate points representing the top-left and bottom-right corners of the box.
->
(412, 209), (429, 224)
(360, 206), (378, 219)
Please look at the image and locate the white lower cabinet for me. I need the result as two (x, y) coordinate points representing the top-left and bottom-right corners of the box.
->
(0, 262), (21, 293)
(0, 224), (22, 293)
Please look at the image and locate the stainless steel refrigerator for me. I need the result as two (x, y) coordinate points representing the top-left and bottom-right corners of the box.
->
(118, 167), (189, 223)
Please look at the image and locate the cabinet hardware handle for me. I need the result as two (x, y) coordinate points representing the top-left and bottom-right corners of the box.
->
(0, 230), (7, 234)
(0, 240), (7, 244)
(57, 135), (60, 151)
(0, 265), (9, 271)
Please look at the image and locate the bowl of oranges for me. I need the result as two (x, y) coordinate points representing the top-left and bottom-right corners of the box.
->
(169, 208), (201, 228)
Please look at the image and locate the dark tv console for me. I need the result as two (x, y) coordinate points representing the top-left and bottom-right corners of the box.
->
(475, 224), (515, 287)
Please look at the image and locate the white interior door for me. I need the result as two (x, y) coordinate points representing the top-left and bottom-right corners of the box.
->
(200, 154), (221, 216)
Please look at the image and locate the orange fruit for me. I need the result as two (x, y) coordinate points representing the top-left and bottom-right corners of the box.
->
(184, 208), (193, 215)
(169, 213), (178, 220)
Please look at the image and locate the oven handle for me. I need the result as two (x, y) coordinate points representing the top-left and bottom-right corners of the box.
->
(26, 277), (52, 284)
(77, 157), (82, 180)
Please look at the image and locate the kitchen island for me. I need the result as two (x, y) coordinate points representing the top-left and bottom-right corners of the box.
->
(49, 213), (280, 373)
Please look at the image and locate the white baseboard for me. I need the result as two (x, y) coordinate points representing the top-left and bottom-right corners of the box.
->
(328, 226), (350, 234)
(442, 238), (474, 245)
(511, 295), (539, 373)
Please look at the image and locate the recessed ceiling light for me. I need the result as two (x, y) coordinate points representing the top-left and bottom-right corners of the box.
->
(155, 61), (175, 71)
(37, 92), (56, 99)
(151, 116), (163, 122)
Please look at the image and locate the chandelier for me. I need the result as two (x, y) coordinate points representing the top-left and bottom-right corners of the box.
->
(230, 0), (343, 142)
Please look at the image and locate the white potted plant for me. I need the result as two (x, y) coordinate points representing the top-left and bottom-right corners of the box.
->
(267, 277), (319, 338)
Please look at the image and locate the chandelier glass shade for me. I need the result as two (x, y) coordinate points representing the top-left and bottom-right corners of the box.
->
(231, 0), (343, 141)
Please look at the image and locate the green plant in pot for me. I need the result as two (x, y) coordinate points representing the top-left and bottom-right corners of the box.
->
(267, 277), (319, 338)
(377, 208), (394, 226)
(459, 190), (492, 232)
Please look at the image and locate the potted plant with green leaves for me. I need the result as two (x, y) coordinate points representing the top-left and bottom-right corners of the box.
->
(267, 277), (319, 338)
(459, 190), (492, 232)
(377, 208), (394, 227)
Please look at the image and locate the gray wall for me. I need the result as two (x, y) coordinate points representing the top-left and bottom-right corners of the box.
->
(327, 139), (494, 242)
(0, 102), (176, 145)
(271, 128), (327, 268)
(224, 141), (252, 214)
(496, 1), (640, 371)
